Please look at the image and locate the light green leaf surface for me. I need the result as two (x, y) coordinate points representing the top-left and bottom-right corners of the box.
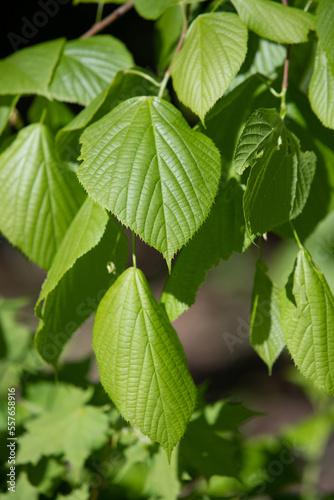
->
(317, 0), (334, 64)
(93, 267), (197, 458)
(231, 0), (315, 44)
(161, 178), (246, 321)
(171, 12), (248, 122)
(250, 259), (285, 374)
(17, 384), (109, 475)
(49, 36), (134, 106)
(0, 123), (84, 269)
(78, 96), (221, 270)
(280, 248), (334, 395)
(233, 108), (316, 235)
(0, 39), (65, 96)
(35, 202), (128, 366)
(0, 95), (19, 137)
(56, 69), (162, 160)
(309, 45), (334, 130)
(134, 0), (177, 19)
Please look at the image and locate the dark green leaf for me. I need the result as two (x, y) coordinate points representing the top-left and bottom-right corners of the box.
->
(309, 44), (334, 130)
(161, 178), (246, 321)
(0, 95), (19, 137)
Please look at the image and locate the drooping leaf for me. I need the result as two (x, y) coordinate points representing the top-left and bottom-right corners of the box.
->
(250, 259), (285, 374)
(171, 12), (248, 122)
(0, 39), (65, 97)
(134, 0), (178, 19)
(231, 0), (315, 44)
(232, 108), (316, 236)
(161, 178), (246, 322)
(280, 248), (334, 395)
(316, 0), (334, 64)
(0, 123), (85, 269)
(0, 95), (19, 137)
(180, 400), (257, 479)
(274, 84), (332, 241)
(35, 199), (128, 366)
(17, 384), (109, 475)
(56, 69), (162, 161)
(309, 44), (334, 130)
(93, 267), (197, 459)
(78, 96), (221, 270)
(49, 36), (134, 106)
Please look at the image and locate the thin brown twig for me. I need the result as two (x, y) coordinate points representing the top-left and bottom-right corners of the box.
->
(80, 0), (134, 39)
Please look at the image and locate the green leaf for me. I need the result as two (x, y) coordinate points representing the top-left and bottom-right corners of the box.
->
(309, 44), (334, 130)
(93, 267), (197, 459)
(78, 96), (221, 270)
(317, 0), (334, 64)
(233, 109), (316, 235)
(49, 36), (134, 106)
(144, 447), (180, 500)
(155, 5), (183, 72)
(0, 39), (65, 97)
(28, 96), (75, 133)
(35, 199), (128, 366)
(231, 0), (315, 44)
(56, 69), (162, 161)
(250, 259), (285, 374)
(17, 384), (109, 475)
(180, 400), (256, 479)
(171, 12), (248, 122)
(280, 248), (334, 395)
(161, 178), (246, 321)
(134, 0), (177, 19)
(0, 123), (85, 269)
(0, 95), (19, 137)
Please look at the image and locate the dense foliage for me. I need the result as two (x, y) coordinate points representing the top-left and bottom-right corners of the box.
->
(1, 0), (334, 498)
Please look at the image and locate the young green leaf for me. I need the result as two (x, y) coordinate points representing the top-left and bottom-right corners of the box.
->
(93, 267), (197, 459)
(0, 39), (65, 97)
(250, 259), (285, 374)
(171, 12), (248, 122)
(17, 384), (109, 476)
(78, 96), (221, 270)
(232, 109), (316, 235)
(280, 248), (334, 395)
(231, 0), (315, 44)
(316, 0), (334, 65)
(35, 200), (128, 366)
(134, 0), (178, 20)
(161, 178), (246, 322)
(0, 123), (85, 270)
(49, 36), (134, 106)
(309, 45), (334, 130)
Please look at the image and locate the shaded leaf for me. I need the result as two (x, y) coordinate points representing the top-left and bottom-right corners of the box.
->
(35, 200), (128, 366)
(0, 123), (84, 269)
(49, 36), (134, 106)
(28, 96), (75, 133)
(233, 109), (316, 235)
(231, 0), (315, 44)
(155, 5), (183, 72)
(250, 259), (285, 374)
(93, 267), (197, 459)
(78, 96), (221, 270)
(309, 44), (334, 130)
(280, 248), (334, 395)
(17, 384), (109, 475)
(134, 0), (178, 19)
(161, 178), (246, 321)
(0, 39), (65, 96)
(171, 12), (248, 122)
(0, 95), (19, 137)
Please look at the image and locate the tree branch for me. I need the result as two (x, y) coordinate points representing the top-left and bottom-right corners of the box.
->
(81, 0), (134, 39)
